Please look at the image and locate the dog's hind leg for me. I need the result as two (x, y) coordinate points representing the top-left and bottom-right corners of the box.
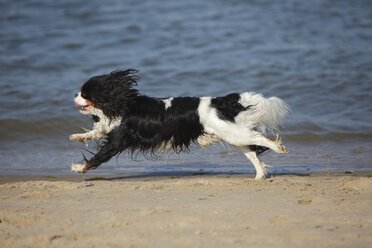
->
(234, 145), (268, 180)
(222, 130), (288, 154)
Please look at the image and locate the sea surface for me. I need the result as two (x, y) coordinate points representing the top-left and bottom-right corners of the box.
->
(1, 0), (371, 175)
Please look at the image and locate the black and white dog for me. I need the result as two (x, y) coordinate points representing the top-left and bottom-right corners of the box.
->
(70, 69), (290, 179)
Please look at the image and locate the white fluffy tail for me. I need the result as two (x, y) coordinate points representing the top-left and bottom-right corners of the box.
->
(259, 96), (290, 133)
(239, 92), (290, 134)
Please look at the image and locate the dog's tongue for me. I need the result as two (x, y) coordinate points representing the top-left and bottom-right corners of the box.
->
(75, 103), (81, 108)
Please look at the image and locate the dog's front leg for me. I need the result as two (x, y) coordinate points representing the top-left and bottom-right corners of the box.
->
(71, 140), (120, 173)
(70, 130), (94, 142)
(69, 129), (97, 147)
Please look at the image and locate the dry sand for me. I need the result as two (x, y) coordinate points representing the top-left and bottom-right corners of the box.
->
(0, 172), (371, 248)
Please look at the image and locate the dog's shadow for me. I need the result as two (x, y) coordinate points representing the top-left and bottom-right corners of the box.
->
(84, 172), (311, 181)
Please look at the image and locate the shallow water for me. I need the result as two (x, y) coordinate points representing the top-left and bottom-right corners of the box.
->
(0, 0), (371, 174)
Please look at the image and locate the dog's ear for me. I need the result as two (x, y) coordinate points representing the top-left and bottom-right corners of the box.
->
(80, 75), (106, 111)
(82, 69), (139, 119)
(108, 69), (139, 83)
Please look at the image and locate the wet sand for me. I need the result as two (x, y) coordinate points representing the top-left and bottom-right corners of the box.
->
(1, 172), (371, 247)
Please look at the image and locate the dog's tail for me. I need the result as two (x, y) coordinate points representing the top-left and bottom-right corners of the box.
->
(260, 96), (290, 133)
(240, 92), (290, 134)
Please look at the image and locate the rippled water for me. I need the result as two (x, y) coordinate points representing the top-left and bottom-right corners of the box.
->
(1, 0), (371, 174)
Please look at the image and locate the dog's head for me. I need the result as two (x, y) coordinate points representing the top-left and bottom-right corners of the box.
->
(74, 69), (139, 119)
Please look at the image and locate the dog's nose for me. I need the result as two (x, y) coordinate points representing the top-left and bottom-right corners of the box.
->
(75, 93), (78, 97)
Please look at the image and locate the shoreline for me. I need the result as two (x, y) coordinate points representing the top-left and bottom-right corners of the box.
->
(0, 171), (371, 184)
(1, 172), (371, 247)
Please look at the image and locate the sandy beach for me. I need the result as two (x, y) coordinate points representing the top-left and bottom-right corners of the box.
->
(0, 172), (371, 248)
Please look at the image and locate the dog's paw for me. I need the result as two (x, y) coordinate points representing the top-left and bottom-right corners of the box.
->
(278, 145), (289, 154)
(70, 134), (84, 142)
(71, 161), (88, 173)
(255, 170), (267, 180)
(70, 134), (89, 147)
(272, 134), (288, 154)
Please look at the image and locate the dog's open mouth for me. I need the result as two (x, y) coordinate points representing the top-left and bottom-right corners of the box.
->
(75, 103), (90, 111)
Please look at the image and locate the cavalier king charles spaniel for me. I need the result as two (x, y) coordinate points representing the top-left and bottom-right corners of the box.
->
(70, 69), (290, 179)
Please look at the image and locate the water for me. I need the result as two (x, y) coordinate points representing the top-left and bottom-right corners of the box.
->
(1, 0), (371, 175)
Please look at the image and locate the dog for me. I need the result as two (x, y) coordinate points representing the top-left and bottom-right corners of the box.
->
(70, 69), (290, 179)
